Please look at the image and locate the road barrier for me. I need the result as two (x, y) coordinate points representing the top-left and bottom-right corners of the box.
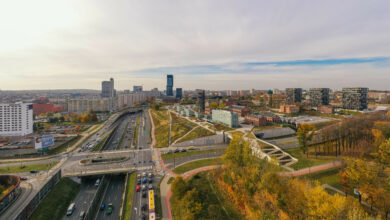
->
(84, 175), (110, 220)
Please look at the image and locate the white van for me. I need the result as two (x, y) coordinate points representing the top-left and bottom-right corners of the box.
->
(66, 203), (75, 216)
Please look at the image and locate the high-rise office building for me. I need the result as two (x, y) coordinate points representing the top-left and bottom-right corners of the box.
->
(176, 88), (183, 99)
(166, 75), (174, 96)
(133, 86), (143, 93)
(342, 87), (368, 110)
(0, 102), (33, 136)
(308, 88), (330, 107)
(102, 78), (115, 98)
(197, 90), (206, 113)
(285, 88), (302, 104)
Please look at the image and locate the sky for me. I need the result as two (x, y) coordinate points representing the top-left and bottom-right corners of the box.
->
(0, 0), (390, 91)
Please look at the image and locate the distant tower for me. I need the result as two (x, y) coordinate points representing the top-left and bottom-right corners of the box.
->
(197, 90), (206, 113)
(102, 77), (115, 98)
(267, 89), (273, 107)
(176, 88), (183, 99)
(166, 75), (174, 96)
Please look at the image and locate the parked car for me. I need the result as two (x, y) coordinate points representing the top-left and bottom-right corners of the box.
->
(142, 185), (146, 191)
(143, 177), (147, 184)
(148, 178), (152, 183)
(174, 149), (180, 153)
(137, 178), (141, 185)
(29, 170), (39, 174)
(148, 173), (153, 178)
(106, 203), (113, 215)
(142, 203), (148, 211)
(142, 172), (146, 177)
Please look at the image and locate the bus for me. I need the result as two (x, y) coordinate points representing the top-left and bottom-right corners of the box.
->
(148, 189), (155, 220)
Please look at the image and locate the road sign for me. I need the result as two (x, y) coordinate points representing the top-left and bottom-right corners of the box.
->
(143, 131), (148, 134)
(354, 188), (360, 195)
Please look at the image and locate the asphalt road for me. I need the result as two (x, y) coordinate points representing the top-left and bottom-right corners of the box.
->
(96, 174), (126, 220)
(63, 177), (100, 220)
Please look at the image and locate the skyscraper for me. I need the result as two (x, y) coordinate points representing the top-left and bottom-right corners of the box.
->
(166, 75), (174, 96)
(176, 88), (183, 99)
(342, 87), (368, 110)
(308, 88), (330, 107)
(285, 88), (302, 104)
(197, 90), (205, 113)
(133, 85), (143, 93)
(102, 78), (115, 98)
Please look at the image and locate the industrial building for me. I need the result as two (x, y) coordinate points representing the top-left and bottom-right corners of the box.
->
(211, 109), (239, 128)
(101, 78), (115, 98)
(342, 87), (368, 110)
(166, 75), (174, 96)
(308, 88), (330, 107)
(0, 102), (33, 136)
(285, 88), (302, 104)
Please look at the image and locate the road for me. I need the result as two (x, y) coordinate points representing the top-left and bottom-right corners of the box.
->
(96, 175), (126, 220)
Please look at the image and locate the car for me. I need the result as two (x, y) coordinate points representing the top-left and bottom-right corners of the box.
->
(142, 191), (147, 198)
(181, 149), (187, 152)
(106, 203), (113, 215)
(142, 185), (146, 191)
(142, 177), (147, 184)
(137, 179), (141, 185)
(30, 170), (39, 174)
(137, 174), (141, 179)
(141, 215), (146, 220)
(174, 149), (180, 153)
(142, 172), (146, 177)
(136, 185), (140, 192)
(148, 173), (153, 178)
(167, 150), (173, 154)
(100, 203), (105, 211)
(95, 179), (100, 187)
(148, 184), (153, 190)
(148, 178), (152, 183)
(79, 211), (85, 219)
(142, 203), (148, 211)
(66, 203), (76, 216)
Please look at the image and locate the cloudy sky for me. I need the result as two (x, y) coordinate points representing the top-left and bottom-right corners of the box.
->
(1, 0), (390, 91)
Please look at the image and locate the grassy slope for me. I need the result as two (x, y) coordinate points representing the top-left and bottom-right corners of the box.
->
(173, 158), (223, 174)
(123, 172), (136, 220)
(284, 147), (336, 170)
(170, 113), (193, 143)
(151, 109), (170, 147)
(300, 167), (342, 189)
(0, 161), (59, 174)
(30, 178), (81, 220)
(162, 148), (225, 160)
(177, 126), (214, 143)
(48, 135), (81, 155)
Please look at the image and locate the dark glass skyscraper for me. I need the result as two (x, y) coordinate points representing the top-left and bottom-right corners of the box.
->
(166, 75), (174, 96)
(197, 90), (205, 113)
(176, 88), (183, 99)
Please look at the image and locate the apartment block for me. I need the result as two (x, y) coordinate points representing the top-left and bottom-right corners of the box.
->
(308, 88), (330, 107)
(342, 87), (368, 110)
(285, 88), (302, 104)
(0, 102), (33, 136)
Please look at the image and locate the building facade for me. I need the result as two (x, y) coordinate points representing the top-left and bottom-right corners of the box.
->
(308, 88), (330, 107)
(197, 90), (205, 113)
(117, 93), (147, 109)
(228, 105), (251, 117)
(0, 103), (33, 136)
(211, 110), (239, 128)
(102, 78), (115, 98)
(317, 105), (334, 114)
(68, 98), (116, 113)
(166, 75), (174, 96)
(133, 86), (143, 93)
(176, 88), (183, 99)
(342, 87), (368, 110)
(280, 104), (300, 114)
(245, 114), (267, 126)
(285, 88), (302, 104)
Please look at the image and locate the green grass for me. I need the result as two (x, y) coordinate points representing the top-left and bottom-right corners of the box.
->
(155, 175), (164, 219)
(0, 161), (59, 174)
(171, 171), (243, 220)
(123, 172), (136, 220)
(30, 177), (81, 220)
(173, 158), (223, 174)
(48, 135), (81, 155)
(92, 134), (109, 152)
(162, 148), (226, 160)
(170, 113), (193, 143)
(151, 109), (170, 147)
(177, 126), (214, 143)
(210, 123), (234, 131)
(300, 167), (342, 189)
(284, 147), (337, 170)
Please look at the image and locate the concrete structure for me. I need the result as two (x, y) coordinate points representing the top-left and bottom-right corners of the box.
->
(245, 114), (267, 126)
(280, 104), (300, 114)
(166, 75), (174, 96)
(68, 98), (116, 113)
(101, 78), (115, 98)
(197, 90), (206, 113)
(229, 105), (251, 117)
(211, 109), (239, 128)
(285, 88), (302, 104)
(176, 88), (183, 99)
(133, 86), (143, 93)
(317, 105), (334, 114)
(0, 102), (33, 136)
(117, 93), (147, 109)
(308, 88), (330, 107)
(342, 87), (368, 110)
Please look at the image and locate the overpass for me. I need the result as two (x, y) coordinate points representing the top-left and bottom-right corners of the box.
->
(62, 165), (153, 177)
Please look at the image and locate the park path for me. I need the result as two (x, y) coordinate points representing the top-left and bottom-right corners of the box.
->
(171, 125), (200, 145)
(148, 109), (157, 147)
(279, 160), (342, 177)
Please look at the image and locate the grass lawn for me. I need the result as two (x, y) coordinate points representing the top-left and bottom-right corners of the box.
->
(171, 171), (243, 219)
(173, 158), (223, 174)
(30, 177), (81, 220)
(123, 172), (136, 220)
(0, 161), (59, 174)
(162, 148), (226, 160)
(177, 126), (214, 143)
(299, 167), (342, 189)
(155, 175), (164, 219)
(170, 113), (193, 143)
(284, 147), (337, 170)
(151, 109), (170, 147)
(48, 135), (81, 155)
(211, 123), (234, 131)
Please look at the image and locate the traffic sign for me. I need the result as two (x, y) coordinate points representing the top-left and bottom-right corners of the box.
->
(354, 188), (360, 195)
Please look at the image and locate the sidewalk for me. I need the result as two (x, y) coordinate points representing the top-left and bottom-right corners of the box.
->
(279, 160), (342, 177)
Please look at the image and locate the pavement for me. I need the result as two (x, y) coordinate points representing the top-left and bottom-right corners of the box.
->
(279, 160), (342, 177)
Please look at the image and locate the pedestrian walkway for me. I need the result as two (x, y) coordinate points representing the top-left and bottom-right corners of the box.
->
(279, 160), (342, 177)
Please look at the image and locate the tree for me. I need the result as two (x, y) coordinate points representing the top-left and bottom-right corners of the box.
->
(210, 102), (218, 109)
(74, 125), (80, 133)
(171, 176), (187, 198)
(218, 103), (226, 109)
(372, 138), (390, 168)
(296, 123), (316, 157)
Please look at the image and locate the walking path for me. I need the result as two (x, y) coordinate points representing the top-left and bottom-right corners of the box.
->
(171, 125), (199, 145)
(279, 160), (342, 177)
(148, 109), (157, 147)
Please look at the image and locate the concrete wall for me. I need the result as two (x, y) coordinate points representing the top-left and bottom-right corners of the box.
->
(172, 134), (227, 147)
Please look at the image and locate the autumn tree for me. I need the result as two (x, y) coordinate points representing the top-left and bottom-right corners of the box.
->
(210, 102), (218, 109)
(297, 123), (316, 157)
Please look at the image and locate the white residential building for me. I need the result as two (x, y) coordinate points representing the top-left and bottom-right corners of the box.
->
(0, 102), (33, 136)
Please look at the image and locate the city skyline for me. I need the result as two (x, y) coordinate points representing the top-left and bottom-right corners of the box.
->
(1, 0), (390, 90)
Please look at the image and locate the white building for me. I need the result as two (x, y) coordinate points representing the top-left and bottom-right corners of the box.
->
(0, 102), (33, 136)
(117, 93), (147, 109)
